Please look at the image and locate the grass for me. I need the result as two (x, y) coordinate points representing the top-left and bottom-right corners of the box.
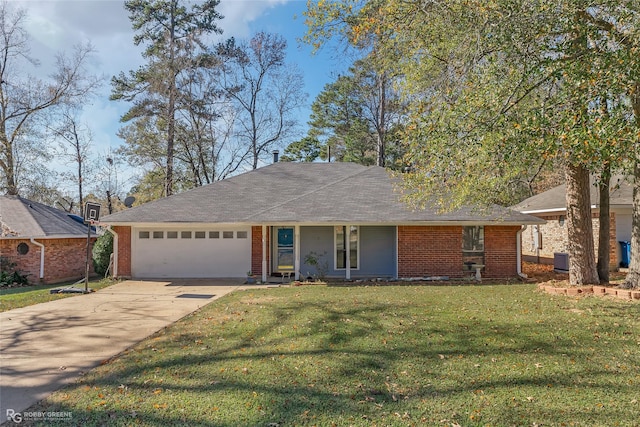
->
(0, 278), (117, 312)
(27, 283), (640, 426)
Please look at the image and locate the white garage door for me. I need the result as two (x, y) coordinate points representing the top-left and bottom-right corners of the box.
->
(132, 227), (251, 278)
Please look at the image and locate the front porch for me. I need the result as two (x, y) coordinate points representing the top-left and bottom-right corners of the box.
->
(251, 225), (397, 282)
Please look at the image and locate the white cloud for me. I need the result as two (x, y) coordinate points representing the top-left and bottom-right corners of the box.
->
(218, 0), (289, 38)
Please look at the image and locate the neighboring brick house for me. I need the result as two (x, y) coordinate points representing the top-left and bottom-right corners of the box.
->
(102, 162), (542, 282)
(512, 176), (633, 269)
(0, 196), (96, 284)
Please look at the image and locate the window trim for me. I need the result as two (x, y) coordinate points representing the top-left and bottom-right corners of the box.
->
(334, 225), (359, 270)
(462, 226), (484, 252)
(17, 242), (29, 255)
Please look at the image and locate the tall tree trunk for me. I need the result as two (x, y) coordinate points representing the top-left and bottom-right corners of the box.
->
(565, 162), (599, 286)
(624, 161), (640, 289)
(1, 123), (18, 195)
(597, 164), (611, 284)
(1, 136), (17, 195)
(74, 122), (84, 212)
(376, 72), (386, 167)
(166, 87), (176, 197)
(164, 1), (177, 197)
(623, 81), (640, 288)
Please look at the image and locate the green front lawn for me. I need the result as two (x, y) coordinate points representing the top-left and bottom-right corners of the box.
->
(31, 284), (640, 426)
(0, 278), (117, 312)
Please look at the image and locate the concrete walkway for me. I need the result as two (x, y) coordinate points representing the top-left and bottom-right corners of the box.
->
(0, 279), (247, 420)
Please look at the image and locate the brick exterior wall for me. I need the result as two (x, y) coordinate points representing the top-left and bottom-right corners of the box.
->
(113, 226), (132, 278)
(1, 237), (96, 284)
(484, 226), (520, 278)
(106, 224), (521, 281)
(251, 226), (270, 276)
(522, 212), (617, 269)
(397, 225), (521, 279)
(398, 226), (464, 278)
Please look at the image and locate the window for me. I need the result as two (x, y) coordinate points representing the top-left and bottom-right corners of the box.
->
(223, 231), (234, 239)
(335, 226), (358, 269)
(167, 231), (178, 239)
(462, 226), (484, 252)
(153, 231), (164, 239)
(195, 231), (206, 239)
(209, 231), (220, 239)
(181, 231), (192, 239)
(139, 231), (150, 239)
(17, 242), (29, 255)
(237, 231), (248, 239)
(462, 226), (484, 271)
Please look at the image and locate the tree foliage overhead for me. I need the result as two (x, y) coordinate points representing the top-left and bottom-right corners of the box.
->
(111, 0), (223, 197)
(214, 32), (306, 170)
(283, 57), (407, 168)
(0, 2), (100, 196)
(304, 0), (640, 286)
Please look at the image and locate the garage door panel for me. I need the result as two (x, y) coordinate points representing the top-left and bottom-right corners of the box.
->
(133, 228), (251, 278)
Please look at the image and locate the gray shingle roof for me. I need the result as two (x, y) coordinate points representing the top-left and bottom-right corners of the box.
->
(102, 162), (543, 225)
(512, 175), (633, 213)
(0, 196), (93, 238)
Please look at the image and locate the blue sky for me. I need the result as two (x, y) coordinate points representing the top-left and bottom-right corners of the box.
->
(15, 0), (350, 191)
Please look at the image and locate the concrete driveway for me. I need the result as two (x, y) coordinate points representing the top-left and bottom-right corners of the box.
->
(0, 279), (246, 421)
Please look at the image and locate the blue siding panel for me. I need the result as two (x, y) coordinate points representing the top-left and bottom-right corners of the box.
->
(298, 226), (396, 279)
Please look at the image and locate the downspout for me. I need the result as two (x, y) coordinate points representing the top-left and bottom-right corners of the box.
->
(517, 225), (528, 279)
(30, 238), (45, 280)
(106, 225), (118, 278)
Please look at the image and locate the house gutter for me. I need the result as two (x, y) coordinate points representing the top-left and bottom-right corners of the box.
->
(106, 225), (118, 278)
(29, 238), (45, 279)
(517, 225), (527, 279)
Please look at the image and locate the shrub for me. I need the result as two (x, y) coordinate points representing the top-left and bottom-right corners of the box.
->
(303, 251), (329, 281)
(0, 256), (29, 287)
(92, 231), (113, 277)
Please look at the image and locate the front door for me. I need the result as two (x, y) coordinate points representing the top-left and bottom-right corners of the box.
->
(275, 227), (294, 272)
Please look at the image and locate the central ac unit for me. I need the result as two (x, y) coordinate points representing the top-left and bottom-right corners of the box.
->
(554, 252), (569, 272)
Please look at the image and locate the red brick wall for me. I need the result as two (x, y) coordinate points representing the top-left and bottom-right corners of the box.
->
(484, 226), (520, 278)
(398, 226), (464, 278)
(398, 225), (521, 279)
(1, 239), (42, 283)
(251, 226), (270, 276)
(0, 238), (95, 284)
(113, 226), (132, 278)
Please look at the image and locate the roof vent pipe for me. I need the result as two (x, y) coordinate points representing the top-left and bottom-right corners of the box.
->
(272, 150), (279, 163)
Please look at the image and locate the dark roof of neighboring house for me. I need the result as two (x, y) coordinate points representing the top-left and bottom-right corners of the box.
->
(512, 175), (634, 213)
(102, 162), (544, 225)
(0, 196), (92, 238)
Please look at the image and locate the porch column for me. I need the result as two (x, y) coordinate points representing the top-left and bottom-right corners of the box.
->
(294, 225), (300, 280)
(345, 225), (351, 280)
(261, 225), (267, 283)
(394, 226), (399, 279)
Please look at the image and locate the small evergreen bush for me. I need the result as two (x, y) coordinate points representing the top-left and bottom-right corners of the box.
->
(92, 231), (113, 277)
